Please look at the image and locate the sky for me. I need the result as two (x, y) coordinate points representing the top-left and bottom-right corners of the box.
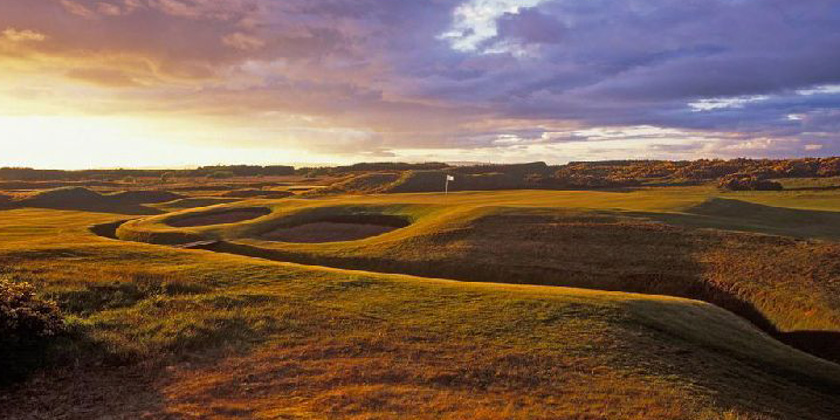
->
(0, 0), (838, 169)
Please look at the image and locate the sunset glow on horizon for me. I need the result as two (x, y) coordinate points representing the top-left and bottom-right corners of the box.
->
(1, 0), (838, 168)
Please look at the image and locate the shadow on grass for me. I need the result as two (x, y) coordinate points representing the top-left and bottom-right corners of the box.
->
(18, 202), (164, 215)
(783, 185), (840, 192)
(0, 315), (276, 417)
(191, 209), (840, 367)
(1, 187), (169, 215)
(0, 200), (164, 215)
(633, 198), (840, 241)
(90, 208), (840, 367)
(89, 220), (130, 239)
(47, 276), (210, 317)
(779, 331), (840, 364)
(0, 283), (282, 418)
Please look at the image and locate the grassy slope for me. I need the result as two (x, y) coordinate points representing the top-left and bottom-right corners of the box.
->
(1, 208), (840, 418)
(118, 187), (840, 358)
(152, 197), (242, 211)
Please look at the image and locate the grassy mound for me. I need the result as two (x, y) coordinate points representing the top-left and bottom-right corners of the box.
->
(320, 172), (403, 194)
(24, 187), (104, 206)
(123, 202), (424, 245)
(166, 207), (272, 228)
(106, 190), (183, 204)
(117, 205), (276, 245)
(119, 188), (840, 362)
(11, 187), (169, 215)
(26, 188), (182, 207)
(152, 197), (242, 211)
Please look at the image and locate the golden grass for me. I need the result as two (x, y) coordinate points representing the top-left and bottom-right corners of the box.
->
(2, 185), (840, 418)
(118, 187), (840, 362)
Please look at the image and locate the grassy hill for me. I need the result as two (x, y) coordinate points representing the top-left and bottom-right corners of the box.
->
(3, 187), (183, 215)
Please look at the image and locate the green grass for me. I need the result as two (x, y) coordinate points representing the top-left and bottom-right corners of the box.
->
(2, 185), (840, 418)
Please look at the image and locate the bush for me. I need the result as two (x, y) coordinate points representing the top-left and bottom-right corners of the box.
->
(818, 158), (840, 177)
(207, 170), (235, 179)
(195, 165), (295, 177)
(718, 175), (783, 191)
(0, 276), (65, 386)
(553, 172), (642, 189)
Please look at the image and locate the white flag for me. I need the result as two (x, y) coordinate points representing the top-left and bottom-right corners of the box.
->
(446, 175), (455, 181)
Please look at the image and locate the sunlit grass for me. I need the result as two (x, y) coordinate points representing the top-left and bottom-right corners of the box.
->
(2, 185), (840, 418)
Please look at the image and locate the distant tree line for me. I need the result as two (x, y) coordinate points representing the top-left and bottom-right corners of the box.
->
(298, 162), (449, 177)
(0, 165), (295, 181)
(317, 157), (840, 194)
(550, 157), (840, 190)
(193, 165), (295, 177)
(2, 158), (839, 192)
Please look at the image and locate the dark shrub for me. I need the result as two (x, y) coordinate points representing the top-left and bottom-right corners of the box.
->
(755, 179), (784, 191)
(718, 175), (783, 191)
(0, 276), (65, 386)
(553, 173), (641, 189)
(818, 158), (840, 177)
(207, 170), (235, 179)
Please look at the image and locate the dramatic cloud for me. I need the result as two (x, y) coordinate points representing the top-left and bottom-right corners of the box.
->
(222, 32), (266, 51)
(0, 0), (838, 167)
(2, 28), (48, 43)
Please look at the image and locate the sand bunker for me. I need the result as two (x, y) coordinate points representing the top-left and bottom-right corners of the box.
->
(261, 214), (409, 243)
(167, 208), (271, 228)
